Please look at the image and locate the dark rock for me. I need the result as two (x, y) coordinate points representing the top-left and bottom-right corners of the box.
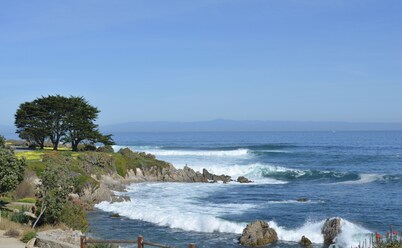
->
(300, 236), (312, 247)
(110, 213), (121, 218)
(297, 198), (308, 202)
(203, 169), (231, 183)
(322, 217), (341, 245)
(239, 220), (278, 246)
(237, 176), (252, 183)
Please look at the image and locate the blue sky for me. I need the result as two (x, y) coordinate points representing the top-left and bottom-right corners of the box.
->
(0, 0), (401, 126)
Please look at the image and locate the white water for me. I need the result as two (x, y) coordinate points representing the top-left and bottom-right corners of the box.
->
(113, 145), (249, 157)
(335, 173), (383, 185)
(96, 182), (248, 234)
(270, 218), (370, 247)
(96, 182), (370, 247)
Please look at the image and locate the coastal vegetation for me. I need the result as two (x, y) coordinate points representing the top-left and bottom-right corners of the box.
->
(0, 95), (177, 243)
(0, 140), (172, 234)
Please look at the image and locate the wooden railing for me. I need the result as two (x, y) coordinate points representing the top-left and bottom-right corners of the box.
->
(80, 235), (196, 248)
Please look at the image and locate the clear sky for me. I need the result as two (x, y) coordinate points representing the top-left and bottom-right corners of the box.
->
(0, 0), (401, 126)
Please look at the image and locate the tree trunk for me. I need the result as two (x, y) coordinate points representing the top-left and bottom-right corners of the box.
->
(52, 134), (60, 150)
(72, 141), (78, 151)
(32, 206), (46, 229)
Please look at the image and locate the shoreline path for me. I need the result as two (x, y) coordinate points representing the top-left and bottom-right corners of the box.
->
(0, 230), (25, 248)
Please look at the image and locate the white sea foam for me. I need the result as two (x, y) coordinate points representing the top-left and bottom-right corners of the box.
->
(269, 218), (370, 247)
(179, 163), (289, 184)
(113, 145), (249, 157)
(335, 174), (383, 185)
(96, 182), (371, 247)
(269, 219), (325, 244)
(267, 200), (325, 204)
(96, 182), (249, 234)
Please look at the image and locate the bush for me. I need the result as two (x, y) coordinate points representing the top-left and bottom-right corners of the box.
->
(4, 228), (21, 238)
(21, 231), (37, 243)
(60, 201), (88, 231)
(1, 210), (9, 218)
(0, 149), (26, 194)
(77, 143), (97, 152)
(36, 164), (74, 225)
(11, 208), (30, 224)
(0, 135), (5, 148)
(96, 145), (114, 153)
(14, 180), (36, 199)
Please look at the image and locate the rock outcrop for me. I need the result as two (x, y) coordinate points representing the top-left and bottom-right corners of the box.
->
(124, 164), (231, 183)
(321, 217), (341, 245)
(239, 220), (278, 247)
(300, 236), (312, 247)
(34, 229), (82, 248)
(81, 164), (234, 205)
(297, 198), (308, 202)
(237, 176), (252, 183)
(202, 169), (231, 183)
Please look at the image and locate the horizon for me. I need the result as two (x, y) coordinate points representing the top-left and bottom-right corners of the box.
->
(1, 1), (402, 126)
(2, 119), (402, 139)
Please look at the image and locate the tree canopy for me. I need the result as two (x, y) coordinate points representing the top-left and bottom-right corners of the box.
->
(15, 95), (114, 151)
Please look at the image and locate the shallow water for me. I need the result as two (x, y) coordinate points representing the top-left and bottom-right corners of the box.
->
(88, 131), (402, 247)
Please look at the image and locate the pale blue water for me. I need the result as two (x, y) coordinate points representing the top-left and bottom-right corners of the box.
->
(88, 131), (402, 247)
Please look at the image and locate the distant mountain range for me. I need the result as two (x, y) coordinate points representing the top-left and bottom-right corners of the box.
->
(2, 120), (401, 138)
(100, 120), (402, 133)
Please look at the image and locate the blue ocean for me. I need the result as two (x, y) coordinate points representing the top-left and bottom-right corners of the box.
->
(89, 131), (402, 247)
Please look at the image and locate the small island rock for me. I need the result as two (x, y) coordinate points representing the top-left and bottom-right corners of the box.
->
(237, 176), (252, 183)
(239, 220), (278, 247)
(297, 198), (308, 202)
(321, 217), (341, 245)
(300, 235), (312, 247)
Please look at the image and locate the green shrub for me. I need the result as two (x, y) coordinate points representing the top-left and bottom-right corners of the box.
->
(21, 231), (37, 243)
(0, 135), (5, 148)
(60, 201), (88, 231)
(27, 161), (46, 176)
(1, 210), (9, 218)
(96, 145), (114, 153)
(36, 164), (74, 225)
(0, 149), (26, 194)
(14, 181), (36, 199)
(11, 207), (30, 224)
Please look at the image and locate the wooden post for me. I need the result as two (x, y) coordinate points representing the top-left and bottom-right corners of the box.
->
(80, 236), (87, 248)
(189, 243), (196, 248)
(137, 235), (144, 248)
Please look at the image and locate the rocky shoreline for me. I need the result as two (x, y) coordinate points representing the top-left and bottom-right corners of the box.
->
(80, 162), (249, 206)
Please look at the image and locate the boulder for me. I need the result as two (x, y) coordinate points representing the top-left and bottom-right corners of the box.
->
(300, 236), (312, 247)
(237, 176), (252, 183)
(23, 211), (37, 219)
(25, 238), (36, 248)
(321, 218), (341, 245)
(239, 220), (278, 246)
(296, 198), (308, 202)
(36, 229), (82, 247)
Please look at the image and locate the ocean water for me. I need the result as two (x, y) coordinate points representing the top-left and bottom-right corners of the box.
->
(89, 131), (402, 248)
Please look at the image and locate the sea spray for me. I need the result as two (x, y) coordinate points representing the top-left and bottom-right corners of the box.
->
(95, 182), (250, 234)
(268, 218), (370, 247)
